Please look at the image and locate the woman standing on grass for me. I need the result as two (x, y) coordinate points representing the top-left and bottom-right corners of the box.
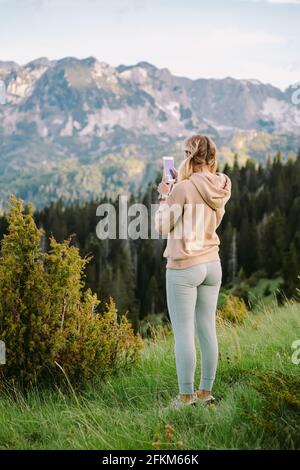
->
(155, 135), (231, 409)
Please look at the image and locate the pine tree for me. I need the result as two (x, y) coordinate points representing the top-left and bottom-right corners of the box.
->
(0, 196), (143, 388)
(261, 208), (285, 277)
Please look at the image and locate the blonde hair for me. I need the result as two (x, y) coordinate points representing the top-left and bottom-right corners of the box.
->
(178, 135), (217, 181)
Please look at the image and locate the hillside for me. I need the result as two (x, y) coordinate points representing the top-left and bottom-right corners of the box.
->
(1, 57), (300, 209)
(0, 299), (299, 450)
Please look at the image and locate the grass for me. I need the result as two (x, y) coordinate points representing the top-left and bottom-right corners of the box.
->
(0, 298), (299, 450)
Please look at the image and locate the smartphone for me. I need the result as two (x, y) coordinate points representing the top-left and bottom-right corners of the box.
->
(163, 156), (175, 183)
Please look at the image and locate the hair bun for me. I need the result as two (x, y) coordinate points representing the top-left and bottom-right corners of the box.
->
(179, 134), (218, 180)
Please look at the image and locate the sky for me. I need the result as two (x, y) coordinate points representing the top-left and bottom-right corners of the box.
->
(0, 0), (299, 90)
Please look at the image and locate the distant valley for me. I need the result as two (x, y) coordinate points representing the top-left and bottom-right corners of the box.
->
(0, 56), (300, 209)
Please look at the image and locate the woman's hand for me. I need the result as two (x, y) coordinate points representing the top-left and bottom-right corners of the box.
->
(157, 179), (171, 196)
(157, 167), (178, 196)
(171, 167), (178, 182)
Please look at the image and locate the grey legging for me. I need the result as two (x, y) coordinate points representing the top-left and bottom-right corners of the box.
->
(166, 260), (222, 394)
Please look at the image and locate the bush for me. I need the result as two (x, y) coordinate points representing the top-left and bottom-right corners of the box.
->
(0, 196), (144, 389)
(138, 313), (172, 340)
(263, 283), (271, 296)
(217, 293), (248, 324)
(247, 269), (266, 287)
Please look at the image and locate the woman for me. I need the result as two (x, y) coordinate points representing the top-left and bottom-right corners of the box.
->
(155, 135), (231, 409)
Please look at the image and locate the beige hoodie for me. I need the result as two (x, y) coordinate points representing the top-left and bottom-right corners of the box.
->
(155, 171), (232, 268)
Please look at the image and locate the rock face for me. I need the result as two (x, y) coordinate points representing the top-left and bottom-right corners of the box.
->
(0, 56), (299, 209)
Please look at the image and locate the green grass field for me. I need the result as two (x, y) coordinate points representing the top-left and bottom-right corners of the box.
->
(0, 298), (300, 450)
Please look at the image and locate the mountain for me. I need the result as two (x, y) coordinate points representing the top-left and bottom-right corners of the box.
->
(0, 56), (300, 209)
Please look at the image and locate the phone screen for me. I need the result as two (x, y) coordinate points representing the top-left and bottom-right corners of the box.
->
(163, 156), (175, 183)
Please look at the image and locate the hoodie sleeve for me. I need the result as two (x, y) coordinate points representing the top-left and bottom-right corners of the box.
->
(154, 182), (186, 236)
(215, 174), (232, 228)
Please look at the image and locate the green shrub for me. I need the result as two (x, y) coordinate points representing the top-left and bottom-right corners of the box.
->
(263, 283), (271, 296)
(0, 196), (144, 389)
(138, 313), (171, 339)
(217, 293), (248, 324)
(216, 290), (228, 310)
(247, 269), (266, 287)
(243, 371), (300, 449)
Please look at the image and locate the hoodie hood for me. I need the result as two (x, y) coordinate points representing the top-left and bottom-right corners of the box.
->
(189, 171), (232, 210)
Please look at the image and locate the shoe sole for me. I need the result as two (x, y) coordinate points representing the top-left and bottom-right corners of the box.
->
(196, 398), (217, 406)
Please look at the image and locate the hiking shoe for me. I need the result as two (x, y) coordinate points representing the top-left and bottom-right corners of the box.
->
(169, 394), (198, 410)
(196, 395), (217, 406)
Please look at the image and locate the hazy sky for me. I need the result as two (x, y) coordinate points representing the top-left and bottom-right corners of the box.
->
(0, 0), (299, 90)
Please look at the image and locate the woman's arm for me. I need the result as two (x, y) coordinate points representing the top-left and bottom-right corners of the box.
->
(154, 195), (183, 236)
(155, 177), (185, 236)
